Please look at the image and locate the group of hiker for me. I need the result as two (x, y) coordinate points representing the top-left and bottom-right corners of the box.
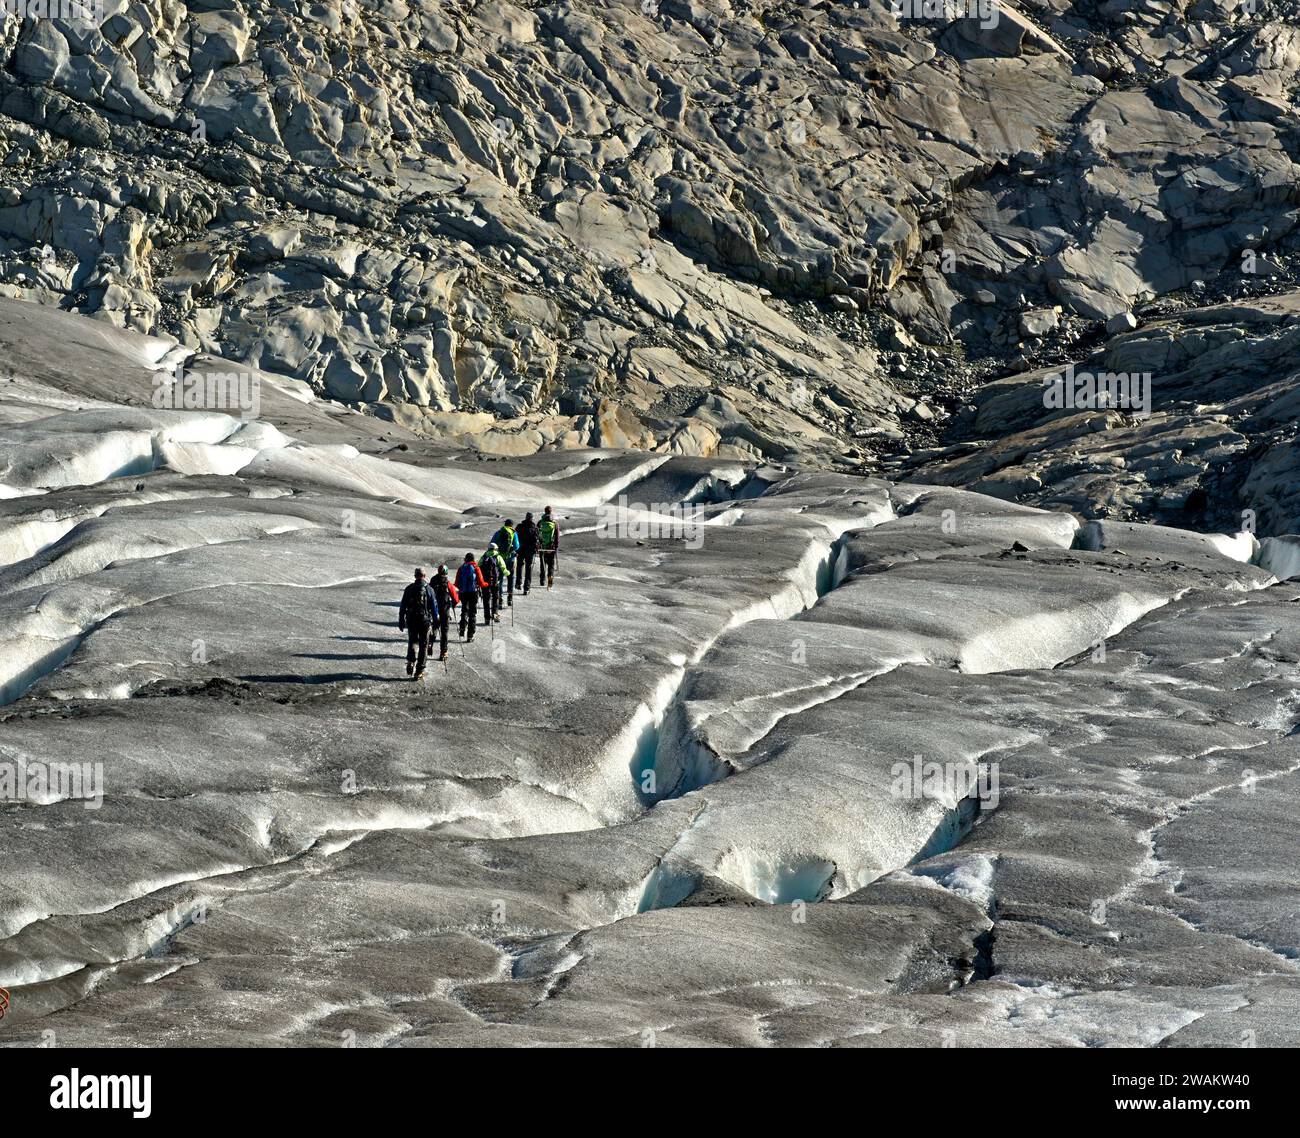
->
(397, 506), (562, 680)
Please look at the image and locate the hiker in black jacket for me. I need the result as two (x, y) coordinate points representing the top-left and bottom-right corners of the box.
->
(516, 511), (538, 594)
(398, 568), (440, 680)
(431, 563), (457, 661)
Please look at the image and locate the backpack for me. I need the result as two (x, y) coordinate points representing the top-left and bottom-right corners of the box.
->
(435, 574), (458, 608)
(538, 518), (557, 549)
(495, 527), (517, 561)
(412, 582), (434, 624)
(456, 563), (479, 594)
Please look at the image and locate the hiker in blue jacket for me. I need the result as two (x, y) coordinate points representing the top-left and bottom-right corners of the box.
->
(455, 553), (488, 643)
(398, 568), (440, 680)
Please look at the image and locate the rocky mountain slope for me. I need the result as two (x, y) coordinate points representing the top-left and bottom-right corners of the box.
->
(2, 299), (1299, 1047)
(1, 0), (1298, 508)
(903, 288), (1300, 535)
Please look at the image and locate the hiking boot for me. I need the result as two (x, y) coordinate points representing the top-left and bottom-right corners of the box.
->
(414, 671), (425, 681)
(406, 662), (414, 676)
(438, 652), (448, 661)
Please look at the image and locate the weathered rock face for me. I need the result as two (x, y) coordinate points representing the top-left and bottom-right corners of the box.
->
(2, 300), (1299, 1048)
(1, 1), (1297, 477)
(0, 0), (920, 465)
(903, 290), (1300, 536)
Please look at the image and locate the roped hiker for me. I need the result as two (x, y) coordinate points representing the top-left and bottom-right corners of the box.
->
(516, 511), (538, 594)
(538, 505), (560, 589)
(397, 568), (440, 681)
(431, 562), (458, 661)
(481, 541), (508, 623)
(479, 545), (498, 625)
(455, 553), (488, 642)
(491, 518), (519, 607)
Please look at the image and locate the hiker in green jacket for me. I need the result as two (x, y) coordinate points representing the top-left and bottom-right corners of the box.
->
(481, 542), (509, 623)
(490, 519), (519, 607)
(538, 506), (560, 588)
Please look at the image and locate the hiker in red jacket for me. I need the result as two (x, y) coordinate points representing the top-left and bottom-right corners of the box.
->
(431, 563), (458, 661)
(454, 553), (488, 643)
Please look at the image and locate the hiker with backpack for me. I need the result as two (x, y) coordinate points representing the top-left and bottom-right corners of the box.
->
(455, 553), (488, 643)
(479, 546), (498, 624)
(431, 563), (458, 661)
(538, 506), (560, 588)
(515, 511), (539, 594)
(481, 542), (509, 623)
(490, 519), (519, 607)
(397, 568), (441, 680)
